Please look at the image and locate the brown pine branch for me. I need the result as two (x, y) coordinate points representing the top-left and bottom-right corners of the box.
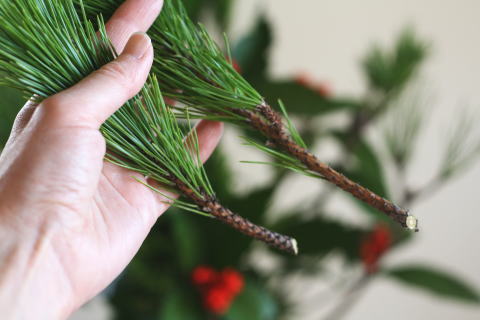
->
(169, 175), (298, 255)
(235, 103), (418, 230)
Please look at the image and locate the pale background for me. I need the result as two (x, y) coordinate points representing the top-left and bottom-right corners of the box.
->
(72, 0), (480, 319)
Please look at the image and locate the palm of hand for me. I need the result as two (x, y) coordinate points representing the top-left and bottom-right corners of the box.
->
(0, 124), (165, 303)
(0, 106), (220, 314)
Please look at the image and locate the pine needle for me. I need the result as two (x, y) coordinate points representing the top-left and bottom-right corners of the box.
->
(0, 0), (213, 214)
(0, 0), (298, 253)
(79, 0), (416, 229)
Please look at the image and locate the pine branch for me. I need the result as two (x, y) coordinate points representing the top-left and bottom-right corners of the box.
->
(0, 0), (297, 254)
(237, 103), (414, 228)
(79, 0), (419, 231)
(171, 175), (297, 254)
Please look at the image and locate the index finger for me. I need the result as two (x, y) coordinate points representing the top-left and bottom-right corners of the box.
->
(106, 0), (163, 52)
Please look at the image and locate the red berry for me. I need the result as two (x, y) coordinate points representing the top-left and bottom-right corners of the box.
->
(203, 285), (233, 315)
(226, 56), (242, 73)
(294, 73), (313, 88)
(294, 73), (332, 97)
(220, 268), (244, 295)
(192, 266), (217, 286)
(360, 242), (379, 273)
(359, 224), (392, 274)
(232, 59), (242, 73)
(372, 225), (391, 253)
(315, 82), (332, 97)
(192, 266), (245, 314)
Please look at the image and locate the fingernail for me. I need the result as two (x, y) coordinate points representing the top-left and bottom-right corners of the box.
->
(123, 32), (151, 59)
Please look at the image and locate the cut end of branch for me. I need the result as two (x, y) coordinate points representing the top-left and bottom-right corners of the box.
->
(406, 214), (419, 232)
(291, 238), (299, 255)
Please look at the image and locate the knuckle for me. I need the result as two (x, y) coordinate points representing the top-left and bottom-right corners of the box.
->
(95, 60), (134, 91)
(38, 95), (95, 128)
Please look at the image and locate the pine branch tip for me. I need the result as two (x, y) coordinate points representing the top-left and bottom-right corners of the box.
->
(291, 238), (299, 255)
(406, 214), (419, 232)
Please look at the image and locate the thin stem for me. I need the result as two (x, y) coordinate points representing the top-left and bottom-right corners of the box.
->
(169, 174), (298, 255)
(323, 274), (371, 320)
(402, 176), (444, 207)
(236, 104), (413, 229)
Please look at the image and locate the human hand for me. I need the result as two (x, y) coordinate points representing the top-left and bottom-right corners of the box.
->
(0, 0), (223, 318)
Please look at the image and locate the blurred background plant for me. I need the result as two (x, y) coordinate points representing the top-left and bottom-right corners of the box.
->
(1, 0), (480, 319)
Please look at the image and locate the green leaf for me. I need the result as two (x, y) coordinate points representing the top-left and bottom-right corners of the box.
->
(384, 265), (480, 303)
(226, 280), (279, 320)
(255, 80), (360, 116)
(348, 139), (389, 198)
(233, 16), (272, 79)
(271, 214), (363, 261)
(158, 287), (203, 320)
(363, 28), (427, 93)
(171, 211), (205, 271)
(208, 0), (234, 31)
(182, 0), (233, 28)
(182, 0), (208, 21)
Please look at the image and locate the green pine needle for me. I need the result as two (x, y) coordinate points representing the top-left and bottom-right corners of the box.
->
(0, 0), (214, 216)
(278, 100), (307, 149)
(80, 0), (317, 176)
(241, 137), (321, 179)
(80, 0), (263, 112)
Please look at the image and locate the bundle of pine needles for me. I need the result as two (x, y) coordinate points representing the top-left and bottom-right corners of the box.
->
(80, 0), (418, 231)
(0, 0), (298, 254)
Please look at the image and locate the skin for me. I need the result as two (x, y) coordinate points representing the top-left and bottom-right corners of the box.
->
(0, 0), (223, 318)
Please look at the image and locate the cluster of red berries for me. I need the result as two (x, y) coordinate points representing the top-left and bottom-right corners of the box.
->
(294, 73), (332, 97)
(359, 224), (392, 274)
(191, 266), (245, 315)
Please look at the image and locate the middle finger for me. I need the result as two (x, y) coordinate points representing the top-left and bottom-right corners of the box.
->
(106, 0), (163, 52)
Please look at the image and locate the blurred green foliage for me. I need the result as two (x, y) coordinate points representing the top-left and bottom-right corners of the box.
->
(385, 265), (480, 303)
(0, 87), (23, 146)
(363, 29), (427, 93)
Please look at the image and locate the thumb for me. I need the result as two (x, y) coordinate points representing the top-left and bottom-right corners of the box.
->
(40, 32), (153, 129)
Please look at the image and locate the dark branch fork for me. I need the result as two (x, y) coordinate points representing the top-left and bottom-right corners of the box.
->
(235, 103), (418, 230)
(169, 175), (298, 255)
